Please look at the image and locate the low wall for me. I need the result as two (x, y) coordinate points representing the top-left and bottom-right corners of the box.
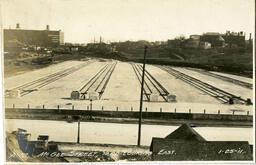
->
(5, 108), (252, 122)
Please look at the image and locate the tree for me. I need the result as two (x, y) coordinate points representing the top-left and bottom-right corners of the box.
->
(174, 34), (186, 41)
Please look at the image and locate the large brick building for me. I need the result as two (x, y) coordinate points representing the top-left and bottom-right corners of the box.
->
(4, 24), (64, 49)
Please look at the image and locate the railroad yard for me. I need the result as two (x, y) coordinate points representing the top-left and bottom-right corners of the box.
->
(4, 58), (253, 115)
(3, 0), (255, 162)
(4, 57), (254, 162)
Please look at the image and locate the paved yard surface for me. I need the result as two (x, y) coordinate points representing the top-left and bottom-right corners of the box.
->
(4, 59), (253, 116)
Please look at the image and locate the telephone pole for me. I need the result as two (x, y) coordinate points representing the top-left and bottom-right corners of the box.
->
(137, 45), (147, 146)
(77, 120), (80, 143)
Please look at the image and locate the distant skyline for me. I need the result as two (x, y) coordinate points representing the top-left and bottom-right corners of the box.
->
(2, 0), (255, 43)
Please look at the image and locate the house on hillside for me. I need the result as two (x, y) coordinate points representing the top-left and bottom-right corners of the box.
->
(222, 31), (245, 47)
(184, 39), (200, 48)
(201, 32), (225, 47)
(199, 41), (211, 49)
(184, 35), (201, 48)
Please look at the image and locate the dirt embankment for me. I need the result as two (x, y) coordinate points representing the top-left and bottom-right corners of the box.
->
(118, 47), (253, 78)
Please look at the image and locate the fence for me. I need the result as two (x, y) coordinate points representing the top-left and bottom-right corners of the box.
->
(10, 103), (252, 116)
(6, 105), (253, 122)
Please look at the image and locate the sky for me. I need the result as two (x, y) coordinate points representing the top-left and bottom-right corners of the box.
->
(1, 0), (255, 43)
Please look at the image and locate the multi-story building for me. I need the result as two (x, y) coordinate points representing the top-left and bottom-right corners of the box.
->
(4, 24), (64, 50)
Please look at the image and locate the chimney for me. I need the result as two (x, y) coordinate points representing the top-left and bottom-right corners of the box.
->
(249, 33), (252, 40)
(46, 25), (50, 31)
(16, 23), (20, 29)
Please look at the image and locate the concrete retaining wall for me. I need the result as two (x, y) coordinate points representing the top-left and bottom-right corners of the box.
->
(5, 108), (253, 122)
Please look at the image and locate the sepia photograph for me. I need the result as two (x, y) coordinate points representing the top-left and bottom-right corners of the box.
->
(1, 0), (255, 164)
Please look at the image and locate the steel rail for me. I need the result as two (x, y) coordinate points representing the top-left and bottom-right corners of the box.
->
(79, 64), (110, 92)
(136, 64), (168, 102)
(130, 63), (150, 101)
(98, 62), (117, 99)
(95, 63), (116, 92)
(161, 66), (249, 104)
(132, 63), (152, 94)
(186, 67), (253, 89)
(17, 62), (92, 96)
(14, 62), (89, 90)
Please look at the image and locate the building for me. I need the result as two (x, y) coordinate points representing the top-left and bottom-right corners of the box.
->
(199, 41), (211, 49)
(4, 24), (64, 50)
(221, 31), (245, 47)
(200, 32), (225, 47)
(150, 124), (253, 161)
(190, 34), (201, 40)
(184, 39), (200, 48)
(167, 39), (182, 48)
(184, 35), (201, 48)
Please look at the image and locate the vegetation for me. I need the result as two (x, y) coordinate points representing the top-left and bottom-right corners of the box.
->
(112, 40), (253, 78)
(4, 39), (253, 78)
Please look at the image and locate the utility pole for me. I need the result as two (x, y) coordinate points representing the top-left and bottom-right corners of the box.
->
(90, 99), (92, 119)
(137, 45), (147, 146)
(90, 99), (93, 110)
(77, 120), (80, 144)
(74, 115), (81, 144)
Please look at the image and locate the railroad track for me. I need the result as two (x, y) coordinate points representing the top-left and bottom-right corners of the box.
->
(79, 62), (117, 99)
(159, 66), (251, 105)
(185, 68), (253, 89)
(131, 63), (169, 102)
(7, 61), (93, 97)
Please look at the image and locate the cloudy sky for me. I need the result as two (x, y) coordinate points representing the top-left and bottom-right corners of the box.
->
(1, 0), (255, 43)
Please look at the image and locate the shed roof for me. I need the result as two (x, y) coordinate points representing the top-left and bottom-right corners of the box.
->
(165, 123), (206, 142)
(204, 32), (220, 36)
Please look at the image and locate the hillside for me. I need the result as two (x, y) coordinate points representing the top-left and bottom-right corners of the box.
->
(117, 46), (253, 78)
